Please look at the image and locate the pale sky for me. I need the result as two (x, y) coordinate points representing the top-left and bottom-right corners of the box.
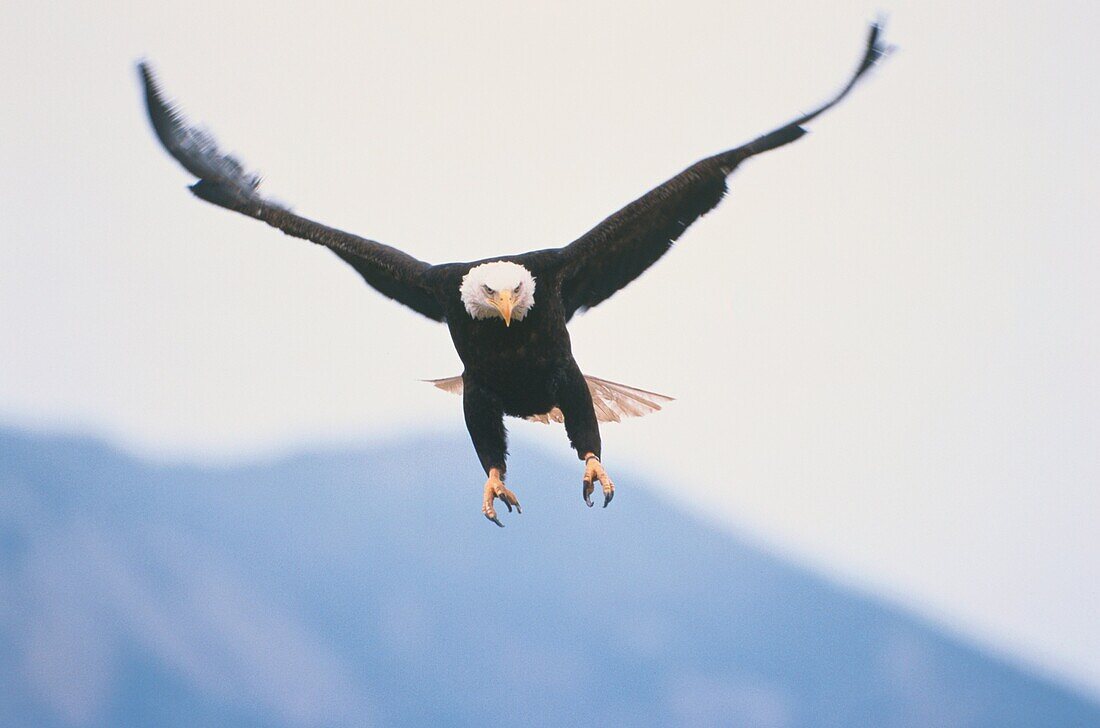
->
(3, 0), (1099, 698)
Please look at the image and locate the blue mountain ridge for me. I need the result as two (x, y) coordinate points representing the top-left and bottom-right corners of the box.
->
(1, 427), (1097, 727)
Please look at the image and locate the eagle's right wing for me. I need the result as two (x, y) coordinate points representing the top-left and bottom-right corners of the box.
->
(139, 63), (445, 322)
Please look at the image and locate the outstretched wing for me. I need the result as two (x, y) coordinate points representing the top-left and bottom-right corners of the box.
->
(139, 63), (445, 322)
(557, 22), (889, 320)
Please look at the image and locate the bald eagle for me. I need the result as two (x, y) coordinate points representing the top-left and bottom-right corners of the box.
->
(139, 23), (888, 526)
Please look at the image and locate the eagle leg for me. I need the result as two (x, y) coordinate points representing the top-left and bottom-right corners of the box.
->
(582, 454), (614, 508)
(482, 468), (522, 527)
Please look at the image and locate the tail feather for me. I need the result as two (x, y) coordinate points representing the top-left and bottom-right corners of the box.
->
(424, 375), (673, 424)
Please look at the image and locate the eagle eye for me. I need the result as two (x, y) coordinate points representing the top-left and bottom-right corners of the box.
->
(513, 284), (522, 294)
(482, 284), (493, 296)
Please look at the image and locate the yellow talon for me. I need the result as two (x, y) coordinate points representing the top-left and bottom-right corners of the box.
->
(582, 454), (615, 508)
(482, 468), (522, 526)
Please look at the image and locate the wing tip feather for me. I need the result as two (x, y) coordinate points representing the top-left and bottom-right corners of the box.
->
(137, 60), (266, 201)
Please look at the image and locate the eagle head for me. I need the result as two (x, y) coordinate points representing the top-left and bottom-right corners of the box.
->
(460, 261), (536, 326)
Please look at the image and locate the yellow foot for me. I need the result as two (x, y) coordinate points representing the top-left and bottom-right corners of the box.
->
(482, 468), (522, 527)
(582, 453), (615, 508)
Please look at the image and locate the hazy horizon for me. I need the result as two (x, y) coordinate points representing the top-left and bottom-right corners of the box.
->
(4, 425), (1099, 726)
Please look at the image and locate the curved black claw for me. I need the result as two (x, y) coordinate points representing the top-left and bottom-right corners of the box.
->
(583, 457), (613, 509)
(483, 481), (521, 527)
(499, 488), (521, 515)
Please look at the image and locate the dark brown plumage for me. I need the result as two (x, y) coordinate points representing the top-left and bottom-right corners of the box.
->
(139, 22), (888, 525)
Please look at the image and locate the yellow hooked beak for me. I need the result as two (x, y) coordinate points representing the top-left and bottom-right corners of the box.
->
(492, 290), (515, 326)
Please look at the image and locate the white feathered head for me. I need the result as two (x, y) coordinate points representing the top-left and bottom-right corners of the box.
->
(459, 261), (536, 326)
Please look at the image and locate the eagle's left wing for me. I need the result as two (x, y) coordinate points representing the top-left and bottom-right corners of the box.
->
(139, 63), (445, 322)
(557, 22), (888, 320)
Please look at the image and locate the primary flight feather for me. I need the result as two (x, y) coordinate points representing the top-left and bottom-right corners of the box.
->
(139, 22), (889, 526)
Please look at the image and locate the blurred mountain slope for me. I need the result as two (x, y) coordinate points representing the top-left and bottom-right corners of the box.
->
(1, 427), (1097, 727)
